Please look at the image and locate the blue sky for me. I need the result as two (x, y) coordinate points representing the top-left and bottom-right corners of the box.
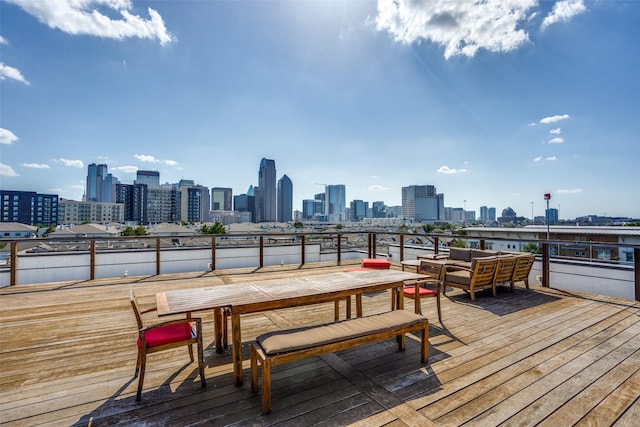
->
(1, 0), (639, 220)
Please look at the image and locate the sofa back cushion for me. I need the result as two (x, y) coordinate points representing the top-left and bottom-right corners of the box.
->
(449, 247), (472, 262)
(471, 249), (498, 259)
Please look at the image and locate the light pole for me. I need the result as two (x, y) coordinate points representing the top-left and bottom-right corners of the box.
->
(531, 201), (534, 225)
(544, 193), (551, 240)
(463, 200), (467, 225)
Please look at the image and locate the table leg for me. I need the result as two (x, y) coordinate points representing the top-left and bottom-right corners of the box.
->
(213, 308), (224, 354)
(355, 294), (363, 317)
(232, 312), (243, 386)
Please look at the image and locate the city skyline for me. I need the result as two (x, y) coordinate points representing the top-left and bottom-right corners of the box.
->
(1, 1), (639, 219)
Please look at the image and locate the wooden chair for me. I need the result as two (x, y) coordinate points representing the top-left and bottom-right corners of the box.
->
(512, 254), (535, 289)
(493, 256), (518, 292)
(398, 260), (443, 322)
(443, 257), (499, 301)
(130, 289), (206, 401)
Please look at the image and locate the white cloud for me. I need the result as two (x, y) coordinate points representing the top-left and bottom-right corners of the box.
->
(134, 154), (177, 166)
(0, 36), (7, 44)
(55, 158), (84, 168)
(545, 156), (558, 161)
(6, 0), (174, 45)
(550, 128), (561, 134)
(547, 137), (564, 144)
(540, 114), (570, 124)
(375, 0), (536, 59)
(0, 128), (19, 144)
(0, 163), (19, 177)
(135, 154), (160, 163)
(557, 188), (583, 194)
(368, 185), (390, 192)
(21, 163), (50, 169)
(114, 165), (138, 173)
(437, 165), (467, 174)
(533, 156), (543, 162)
(528, 122), (537, 126)
(542, 0), (587, 31)
(0, 63), (30, 85)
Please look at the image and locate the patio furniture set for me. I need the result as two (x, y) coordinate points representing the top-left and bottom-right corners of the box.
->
(128, 251), (534, 411)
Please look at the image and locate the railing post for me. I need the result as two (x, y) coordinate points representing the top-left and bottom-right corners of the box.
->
(372, 233), (377, 258)
(10, 241), (17, 286)
(337, 233), (342, 266)
(480, 239), (486, 250)
(300, 234), (305, 266)
(259, 235), (264, 268)
(211, 236), (216, 271)
(156, 238), (161, 276)
(90, 240), (96, 280)
(400, 234), (404, 261)
(434, 236), (440, 255)
(634, 248), (640, 302)
(542, 242), (550, 287)
(367, 233), (372, 258)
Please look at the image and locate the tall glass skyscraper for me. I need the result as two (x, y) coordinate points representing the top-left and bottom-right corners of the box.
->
(277, 174), (293, 223)
(85, 163), (108, 202)
(325, 184), (346, 222)
(258, 158), (276, 222)
(211, 187), (232, 211)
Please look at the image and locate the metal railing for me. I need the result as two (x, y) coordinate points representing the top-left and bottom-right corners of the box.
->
(1, 231), (639, 300)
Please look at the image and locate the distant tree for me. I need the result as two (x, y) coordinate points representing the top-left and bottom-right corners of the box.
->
(523, 242), (541, 254)
(334, 224), (343, 230)
(201, 221), (226, 235)
(293, 221), (303, 228)
(422, 224), (435, 233)
(451, 239), (467, 248)
(42, 225), (56, 237)
(121, 226), (147, 236)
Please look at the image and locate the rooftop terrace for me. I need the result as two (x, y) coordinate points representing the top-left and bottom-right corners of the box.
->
(1, 261), (639, 426)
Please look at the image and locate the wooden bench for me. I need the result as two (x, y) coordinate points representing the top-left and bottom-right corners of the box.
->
(250, 310), (429, 413)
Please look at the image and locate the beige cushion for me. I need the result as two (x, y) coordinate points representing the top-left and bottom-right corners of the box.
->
(445, 269), (471, 286)
(471, 249), (498, 259)
(449, 247), (471, 262)
(257, 310), (425, 355)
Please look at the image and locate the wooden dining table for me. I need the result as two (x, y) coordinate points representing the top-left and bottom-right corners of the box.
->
(156, 269), (427, 385)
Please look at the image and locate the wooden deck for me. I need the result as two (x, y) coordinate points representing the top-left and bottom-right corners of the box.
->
(1, 262), (639, 426)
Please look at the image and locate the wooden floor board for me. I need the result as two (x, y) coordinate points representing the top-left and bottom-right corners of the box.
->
(1, 265), (638, 426)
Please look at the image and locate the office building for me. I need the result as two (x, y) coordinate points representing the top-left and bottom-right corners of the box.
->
(116, 183), (148, 224)
(325, 185), (346, 222)
(258, 158), (276, 222)
(350, 200), (368, 221)
(277, 175), (293, 223)
(59, 199), (124, 224)
(401, 185), (444, 222)
(135, 170), (160, 188)
(1, 190), (59, 226)
(211, 187), (233, 211)
(234, 186), (255, 222)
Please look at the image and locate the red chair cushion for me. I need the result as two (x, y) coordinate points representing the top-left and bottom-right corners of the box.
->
(138, 322), (195, 348)
(403, 286), (437, 296)
(361, 258), (391, 269)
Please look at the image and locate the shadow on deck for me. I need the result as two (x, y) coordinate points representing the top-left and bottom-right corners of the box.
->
(1, 263), (638, 426)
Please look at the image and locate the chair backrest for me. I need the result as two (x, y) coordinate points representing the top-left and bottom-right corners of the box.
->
(419, 261), (445, 281)
(494, 256), (517, 284)
(470, 258), (498, 286)
(512, 255), (535, 282)
(130, 289), (144, 330)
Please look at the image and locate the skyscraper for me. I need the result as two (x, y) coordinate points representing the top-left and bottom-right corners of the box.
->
(277, 174), (293, 223)
(325, 185), (346, 222)
(258, 158), (276, 222)
(135, 170), (160, 187)
(85, 163), (108, 202)
(401, 185), (444, 222)
(211, 187), (233, 211)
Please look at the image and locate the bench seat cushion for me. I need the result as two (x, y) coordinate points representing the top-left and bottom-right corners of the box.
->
(361, 258), (391, 269)
(257, 310), (425, 355)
